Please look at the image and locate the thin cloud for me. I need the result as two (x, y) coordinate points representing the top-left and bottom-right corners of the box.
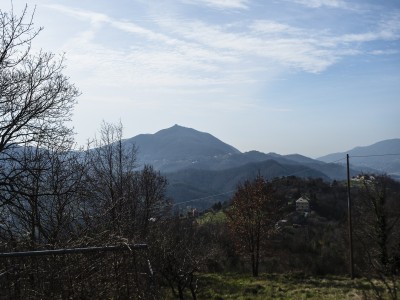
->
(45, 4), (110, 24)
(46, 5), (246, 84)
(326, 12), (400, 45)
(291, 0), (351, 9)
(379, 12), (400, 40)
(369, 49), (398, 55)
(250, 20), (302, 34)
(158, 19), (337, 72)
(183, 0), (250, 9)
(46, 2), (400, 91)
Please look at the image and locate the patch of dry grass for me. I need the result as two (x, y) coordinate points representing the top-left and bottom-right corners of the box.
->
(191, 273), (381, 300)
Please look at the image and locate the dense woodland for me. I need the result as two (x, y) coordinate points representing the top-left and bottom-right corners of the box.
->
(1, 5), (400, 300)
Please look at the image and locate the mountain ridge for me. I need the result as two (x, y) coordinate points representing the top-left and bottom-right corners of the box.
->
(317, 138), (400, 178)
(124, 125), (241, 171)
(117, 125), (400, 208)
(122, 125), (399, 178)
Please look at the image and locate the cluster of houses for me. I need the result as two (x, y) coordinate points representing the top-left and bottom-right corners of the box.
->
(351, 174), (376, 184)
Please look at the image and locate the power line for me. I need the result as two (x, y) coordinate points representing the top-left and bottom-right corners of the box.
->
(350, 153), (400, 158)
(173, 190), (235, 207)
(168, 152), (398, 207)
(329, 157), (347, 164)
(171, 156), (349, 206)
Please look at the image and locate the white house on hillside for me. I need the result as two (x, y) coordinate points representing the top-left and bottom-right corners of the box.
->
(296, 196), (310, 212)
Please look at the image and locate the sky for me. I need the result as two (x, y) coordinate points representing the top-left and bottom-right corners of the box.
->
(4, 0), (400, 158)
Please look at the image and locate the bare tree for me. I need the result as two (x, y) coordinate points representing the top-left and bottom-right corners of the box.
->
(137, 164), (168, 238)
(149, 217), (206, 300)
(226, 175), (283, 277)
(84, 121), (137, 235)
(0, 6), (162, 297)
(1, 3), (41, 67)
(0, 136), (86, 247)
(354, 175), (400, 300)
(0, 5), (79, 208)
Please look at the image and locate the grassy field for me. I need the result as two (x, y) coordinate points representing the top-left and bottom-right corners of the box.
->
(164, 273), (387, 299)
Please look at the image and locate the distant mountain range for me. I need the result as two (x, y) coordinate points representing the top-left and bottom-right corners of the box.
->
(318, 139), (400, 179)
(122, 125), (400, 208)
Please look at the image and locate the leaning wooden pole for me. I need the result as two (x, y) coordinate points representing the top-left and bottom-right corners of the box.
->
(346, 154), (355, 279)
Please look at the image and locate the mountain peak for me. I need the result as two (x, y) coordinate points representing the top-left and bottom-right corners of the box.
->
(169, 124), (185, 130)
(157, 124), (196, 134)
(126, 125), (241, 171)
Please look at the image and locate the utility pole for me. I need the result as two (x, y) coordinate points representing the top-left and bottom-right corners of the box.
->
(346, 154), (355, 279)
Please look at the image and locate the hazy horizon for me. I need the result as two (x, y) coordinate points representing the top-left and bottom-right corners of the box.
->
(5, 0), (400, 158)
